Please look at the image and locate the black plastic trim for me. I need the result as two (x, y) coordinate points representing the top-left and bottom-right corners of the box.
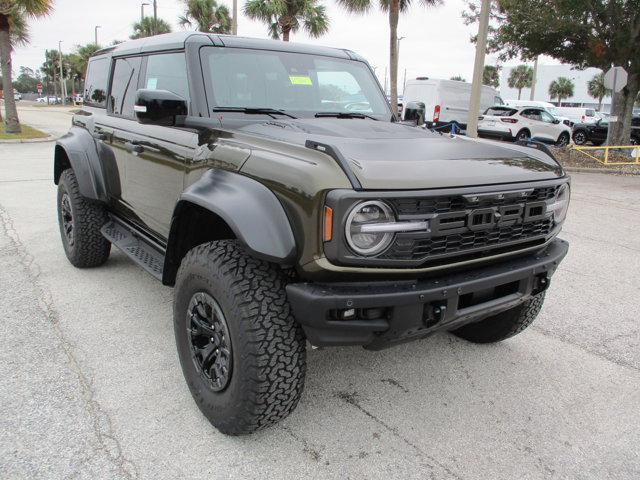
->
(305, 140), (363, 190)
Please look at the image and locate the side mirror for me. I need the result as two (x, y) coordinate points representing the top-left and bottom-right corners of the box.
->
(552, 118), (560, 124)
(403, 101), (426, 125)
(134, 89), (187, 126)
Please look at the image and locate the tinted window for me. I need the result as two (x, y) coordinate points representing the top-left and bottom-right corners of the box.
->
(485, 107), (516, 116)
(109, 57), (141, 118)
(521, 109), (542, 121)
(84, 57), (109, 107)
(632, 117), (640, 127)
(144, 53), (189, 101)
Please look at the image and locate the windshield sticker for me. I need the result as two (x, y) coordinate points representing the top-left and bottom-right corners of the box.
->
(289, 75), (313, 86)
(146, 78), (158, 89)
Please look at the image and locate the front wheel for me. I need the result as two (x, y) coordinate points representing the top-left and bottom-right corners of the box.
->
(174, 240), (306, 435)
(451, 292), (545, 343)
(572, 130), (587, 145)
(556, 132), (570, 147)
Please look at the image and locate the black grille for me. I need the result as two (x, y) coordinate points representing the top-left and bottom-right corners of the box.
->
(390, 186), (558, 216)
(382, 218), (553, 261)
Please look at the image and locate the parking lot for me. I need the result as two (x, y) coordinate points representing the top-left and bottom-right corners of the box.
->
(1, 106), (639, 479)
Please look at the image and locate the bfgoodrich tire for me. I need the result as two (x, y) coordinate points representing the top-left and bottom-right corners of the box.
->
(173, 240), (306, 435)
(56, 168), (111, 268)
(451, 292), (545, 344)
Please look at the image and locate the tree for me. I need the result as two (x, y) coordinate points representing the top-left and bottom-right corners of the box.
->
(13, 65), (40, 92)
(244, 0), (329, 42)
(179, 0), (231, 33)
(507, 64), (533, 100)
(130, 17), (172, 39)
(450, 75), (466, 82)
(463, 0), (640, 145)
(482, 64), (500, 88)
(0, 1), (52, 133)
(587, 72), (610, 112)
(338, 0), (442, 117)
(548, 77), (574, 106)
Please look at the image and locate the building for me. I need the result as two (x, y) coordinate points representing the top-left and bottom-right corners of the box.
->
(500, 64), (611, 112)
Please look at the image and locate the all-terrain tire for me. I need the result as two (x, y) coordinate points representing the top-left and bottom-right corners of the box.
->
(173, 240), (306, 435)
(57, 168), (110, 268)
(451, 292), (545, 344)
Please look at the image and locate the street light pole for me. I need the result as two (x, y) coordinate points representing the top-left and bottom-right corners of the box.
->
(152, 0), (158, 35)
(94, 25), (101, 45)
(530, 56), (539, 101)
(141, 2), (149, 22)
(232, 0), (238, 35)
(58, 41), (66, 105)
(466, 0), (490, 138)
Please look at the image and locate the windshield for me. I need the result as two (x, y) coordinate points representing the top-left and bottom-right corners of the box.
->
(201, 47), (390, 119)
(547, 107), (560, 116)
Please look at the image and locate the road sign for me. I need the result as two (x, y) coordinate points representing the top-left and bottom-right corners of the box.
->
(37, 82), (43, 94)
(604, 66), (628, 93)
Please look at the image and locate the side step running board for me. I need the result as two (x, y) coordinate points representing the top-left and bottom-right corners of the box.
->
(101, 219), (165, 281)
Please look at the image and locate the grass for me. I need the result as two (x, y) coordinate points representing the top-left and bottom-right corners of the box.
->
(0, 122), (49, 140)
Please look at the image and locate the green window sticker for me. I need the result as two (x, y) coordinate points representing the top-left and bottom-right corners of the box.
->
(289, 75), (313, 86)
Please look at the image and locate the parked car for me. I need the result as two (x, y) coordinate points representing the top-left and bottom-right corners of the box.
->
(478, 105), (572, 146)
(14, 92), (22, 101)
(555, 107), (598, 125)
(36, 96), (61, 103)
(572, 116), (640, 145)
(54, 32), (570, 435)
(504, 100), (572, 127)
(402, 77), (503, 131)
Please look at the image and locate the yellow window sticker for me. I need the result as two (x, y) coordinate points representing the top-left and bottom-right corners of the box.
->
(289, 75), (313, 86)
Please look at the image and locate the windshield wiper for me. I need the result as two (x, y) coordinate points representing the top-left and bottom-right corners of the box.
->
(314, 112), (378, 121)
(211, 107), (297, 119)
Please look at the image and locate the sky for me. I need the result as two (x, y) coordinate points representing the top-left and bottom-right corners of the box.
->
(12, 0), (557, 93)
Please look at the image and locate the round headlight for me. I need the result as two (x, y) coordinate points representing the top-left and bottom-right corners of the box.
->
(345, 201), (395, 256)
(549, 183), (570, 224)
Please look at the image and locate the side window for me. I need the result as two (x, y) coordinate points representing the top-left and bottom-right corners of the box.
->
(84, 57), (109, 108)
(143, 53), (189, 102)
(109, 56), (141, 118)
(540, 111), (555, 123)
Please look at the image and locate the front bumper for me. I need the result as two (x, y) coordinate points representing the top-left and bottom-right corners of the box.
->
(287, 238), (568, 350)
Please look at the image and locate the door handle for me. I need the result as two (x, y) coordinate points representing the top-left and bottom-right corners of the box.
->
(124, 141), (144, 154)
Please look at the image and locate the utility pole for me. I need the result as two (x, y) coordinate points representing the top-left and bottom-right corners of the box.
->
(141, 2), (149, 22)
(529, 56), (538, 101)
(58, 41), (66, 105)
(403, 68), (407, 94)
(153, 0), (158, 35)
(232, 0), (238, 35)
(383, 67), (388, 96)
(94, 25), (100, 45)
(466, 0), (490, 138)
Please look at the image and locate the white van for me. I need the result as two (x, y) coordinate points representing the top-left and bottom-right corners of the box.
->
(402, 78), (502, 131)
(554, 107), (598, 125)
(504, 100), (572, 126)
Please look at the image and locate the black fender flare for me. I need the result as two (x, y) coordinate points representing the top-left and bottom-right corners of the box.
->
(167, 169), (297, 269)
(54, 126), (116, 201)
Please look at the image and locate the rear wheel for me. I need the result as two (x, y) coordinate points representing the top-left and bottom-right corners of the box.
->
(174, 240), (306, 435)
(515, 129), (530, 142)
(56, 169), (110, 268)
(556, 132), (570, 147)
(451, 293), (545, 343)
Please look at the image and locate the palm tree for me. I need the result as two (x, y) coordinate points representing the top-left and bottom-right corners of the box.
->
(244, 0), (329, 42)
(483, 64), (500, 88)
(549, 77), (574, 106)
(587, 72), (610, 112)
(0, 1), (52, 133)
(130, 17), (172, 39)
(507, 64), (533, 100)
(179, 0), (231, 33)
(450, 75), (466, 82)
(338, 0), (442, 117)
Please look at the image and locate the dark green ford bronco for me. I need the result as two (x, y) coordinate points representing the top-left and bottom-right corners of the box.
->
(54, 32), (569, 435)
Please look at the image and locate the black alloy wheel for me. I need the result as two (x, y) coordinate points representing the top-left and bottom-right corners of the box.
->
(60, 192), (75, 247)
(573, 130), (587, 145)
(187, 292), (232, 392)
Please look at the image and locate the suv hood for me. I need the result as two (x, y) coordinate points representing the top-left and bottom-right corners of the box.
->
(238, 118), (563, 189)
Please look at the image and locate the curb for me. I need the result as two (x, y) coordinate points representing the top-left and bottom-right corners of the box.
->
(0, 135), (59, 144)
(563, 166), (640, 175)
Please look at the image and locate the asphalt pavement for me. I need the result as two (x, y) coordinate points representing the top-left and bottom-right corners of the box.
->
(1, 106), (639, 479)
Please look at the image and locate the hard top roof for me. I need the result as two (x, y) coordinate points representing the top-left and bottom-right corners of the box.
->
(93, 32), (362, 62)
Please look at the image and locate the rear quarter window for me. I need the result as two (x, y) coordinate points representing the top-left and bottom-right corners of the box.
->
(84, 57), (109, 108)
(485, 107), (517, 116)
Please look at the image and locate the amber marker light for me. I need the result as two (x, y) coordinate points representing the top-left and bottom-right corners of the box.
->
(323, 206), (333, 242)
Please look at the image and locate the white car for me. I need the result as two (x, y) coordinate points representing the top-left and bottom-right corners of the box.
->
(478, 106), (572, 146)
(504, 100), (573, 127)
